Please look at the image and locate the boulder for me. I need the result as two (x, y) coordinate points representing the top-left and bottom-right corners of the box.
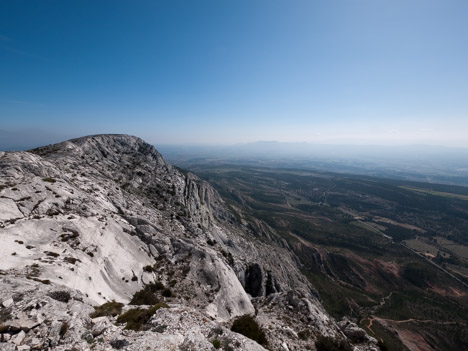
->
(1, 298), (14, 308)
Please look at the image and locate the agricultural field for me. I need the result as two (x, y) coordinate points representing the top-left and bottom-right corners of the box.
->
(182, 164), (468, 351)
(401, 186), (468, 201)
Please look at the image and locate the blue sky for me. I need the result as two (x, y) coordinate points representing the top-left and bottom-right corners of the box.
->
(1, 0), (467, 147)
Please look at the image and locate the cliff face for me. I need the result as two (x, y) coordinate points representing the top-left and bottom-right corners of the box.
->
(0, 135), (378, 350)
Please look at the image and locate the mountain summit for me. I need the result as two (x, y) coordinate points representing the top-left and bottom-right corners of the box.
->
(0, 135), (378, 350)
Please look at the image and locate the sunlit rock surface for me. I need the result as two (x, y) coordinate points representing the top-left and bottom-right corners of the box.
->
(0, 135), (378, 350)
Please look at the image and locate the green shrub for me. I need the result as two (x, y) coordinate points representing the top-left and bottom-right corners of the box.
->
(109, 339), (129, 349)
(154, 324), (167, 333)
(48, 290), (71, 303)
(315, 335), (352, 351)
(116, 303), (168, 331)
(211, 338), (221, 349)
(117, 308), (153, 331)
(129, 282), (164, 305)
(42, 177), (56, 183)
(90, 301), (124, 318)
(231, 315), (267, 346)
(143, 265), (154, 273)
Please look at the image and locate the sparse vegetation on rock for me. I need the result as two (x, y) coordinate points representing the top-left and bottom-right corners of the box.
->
(211, 338), (221, 349)
(231, 315), (267, 346)
(129, 282), (165, 305)
(116, 303), (168, 331)
(143, 265), (154, 273)
(90, 301), (124, 318)
(48, 290), (71, 303)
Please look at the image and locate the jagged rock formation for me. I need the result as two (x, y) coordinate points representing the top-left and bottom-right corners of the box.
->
(0, 134), (378, 350)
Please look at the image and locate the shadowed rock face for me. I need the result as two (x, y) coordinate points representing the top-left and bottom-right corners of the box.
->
(245, 264), (263, 297)
(0, 134), (378, 351)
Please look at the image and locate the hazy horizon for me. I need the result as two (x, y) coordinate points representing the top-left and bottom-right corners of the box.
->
(3, 128), (468, 152)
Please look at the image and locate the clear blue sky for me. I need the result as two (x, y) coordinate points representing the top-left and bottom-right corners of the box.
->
(1, 0), (467, 147)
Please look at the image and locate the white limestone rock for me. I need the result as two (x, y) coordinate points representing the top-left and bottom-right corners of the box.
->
(0, 135), (378, 351)
(1, 298), (13, 308)
(12, 330), (25, 346)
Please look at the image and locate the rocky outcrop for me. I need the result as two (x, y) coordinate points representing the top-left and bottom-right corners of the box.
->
(0, 134), (379, 350)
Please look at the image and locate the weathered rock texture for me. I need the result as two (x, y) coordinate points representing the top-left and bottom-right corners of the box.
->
(0, 135), (378, 350)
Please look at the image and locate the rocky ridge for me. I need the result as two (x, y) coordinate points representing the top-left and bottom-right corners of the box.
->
(0, 134), (378, 350)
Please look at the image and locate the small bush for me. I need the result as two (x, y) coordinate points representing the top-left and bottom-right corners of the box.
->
(48, 290), (71, 303)
(211, 338), (221, 349)
(64, 256), (80, 265)
(45, 251), (60, 258)
(109, 339), (129, 349)
(154, 324), (167, 333)
(231, 315), (267, 346)
(315, 335), (352, 351)
(221, 250), (234, 266)
(42, 177), (56, 183)
(129, 282), (164, 305)
(143, 265), (154, 273)
(90, 301), (124, 318)
(60, 321), (69, 337)
(117, 303), (168, 331)
(207, 239), (216, 246)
